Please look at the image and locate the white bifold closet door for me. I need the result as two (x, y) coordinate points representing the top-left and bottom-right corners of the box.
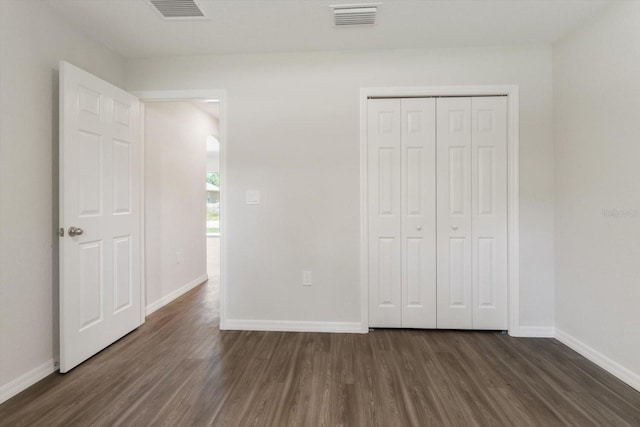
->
(368, 98), (437, 328)
(436, 96), (508, 330)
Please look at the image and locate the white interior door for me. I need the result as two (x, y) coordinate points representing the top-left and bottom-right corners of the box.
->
(436, 97), (473, 329)
(400, 98), (436, 328)
(471, 96), (508, 329)
(368, 99), (402, 327)
(59, 61), (142, 372)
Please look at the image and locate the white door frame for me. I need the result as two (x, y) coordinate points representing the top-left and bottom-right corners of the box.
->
(132, 89), (229, 330)
(360, 85), (521, 336)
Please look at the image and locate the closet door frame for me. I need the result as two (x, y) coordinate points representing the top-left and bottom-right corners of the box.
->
(359, 85), (521, 336)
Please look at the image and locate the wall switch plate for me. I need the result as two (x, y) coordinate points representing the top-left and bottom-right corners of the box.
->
(246, 190), (260, 205)
(302, 270), (312, 286)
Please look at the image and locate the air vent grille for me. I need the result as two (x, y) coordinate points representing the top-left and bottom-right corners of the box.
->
(149, 0), (205, 19)
(332, 5), (378, 26)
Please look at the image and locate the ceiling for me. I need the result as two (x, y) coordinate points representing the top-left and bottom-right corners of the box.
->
(43, 0), (614, 59)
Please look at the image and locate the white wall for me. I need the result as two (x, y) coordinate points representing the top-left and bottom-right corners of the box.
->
(554, 2), (640, 385)
(0, 1), (125, 399)
(127, 46), (555, 329)
(207, 152), (220, 174)
(144, 102), (214, 311)
(207, 134), (220, 173)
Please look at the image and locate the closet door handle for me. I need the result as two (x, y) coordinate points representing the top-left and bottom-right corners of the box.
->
(451, 225), (458, 231)
(416, 225), (422, 231)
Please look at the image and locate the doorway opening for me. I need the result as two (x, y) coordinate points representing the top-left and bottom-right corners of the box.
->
(138, 91), (226, 326)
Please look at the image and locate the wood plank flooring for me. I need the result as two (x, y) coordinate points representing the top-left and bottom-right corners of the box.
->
(1, 278), (639, 425)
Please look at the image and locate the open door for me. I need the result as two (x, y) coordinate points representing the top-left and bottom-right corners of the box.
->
(59, 62), (142, 372)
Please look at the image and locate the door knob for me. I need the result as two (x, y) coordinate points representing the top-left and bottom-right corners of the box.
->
(451, 225), (458, 231)
(68, 226), (84, 237)
(416, 225), (422, 231)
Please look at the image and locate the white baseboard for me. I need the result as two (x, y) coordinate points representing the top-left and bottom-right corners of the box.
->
(145, 273), (208, 316)
(223, 319), (365, 334)
(555, 328), (640, 393)
(513, 326), (556, 338)
(0, 359), (56, 404)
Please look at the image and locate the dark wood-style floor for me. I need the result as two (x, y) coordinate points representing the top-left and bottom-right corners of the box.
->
(2, 281), (640, 425)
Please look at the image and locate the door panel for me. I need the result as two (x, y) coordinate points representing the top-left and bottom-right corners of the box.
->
(78, 130), (103, 216)
(448, 237), (466, 307)
(378, 148), (395, 215)
(368, 99), (402, 327)
(377, 237), (397, 306)
(477, 237), (495, 307)
(78, 241), (103, 329)
(400, 98), (436, 328)
(60, 61), (142, 372)
(114, 236), (133, 312)
(113, 139), (132, 214)
(448, 147), (466, 215)
(405, 237), (422, 305)
(471, 97), (508, 329)
(437, 97), (472, 329)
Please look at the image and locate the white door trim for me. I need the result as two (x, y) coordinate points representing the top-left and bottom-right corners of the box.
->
(131, 89), (229, 330)
(360, 85), (520, 336)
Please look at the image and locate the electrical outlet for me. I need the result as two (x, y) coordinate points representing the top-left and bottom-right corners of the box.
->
(302, 270), (312, 286)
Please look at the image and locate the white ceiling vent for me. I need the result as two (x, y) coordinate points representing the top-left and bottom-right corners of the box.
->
(331, 4), (379, 26)
(149, 0), (206, 20)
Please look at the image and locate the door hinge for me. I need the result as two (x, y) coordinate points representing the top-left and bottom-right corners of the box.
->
(58, 227), (64, 237)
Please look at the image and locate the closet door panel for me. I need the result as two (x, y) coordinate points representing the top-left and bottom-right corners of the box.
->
(368, 99), (402, 327)
(436, 98), (473, 329)
(471, 97), (508, 329)
(401, 98), (436, 328)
